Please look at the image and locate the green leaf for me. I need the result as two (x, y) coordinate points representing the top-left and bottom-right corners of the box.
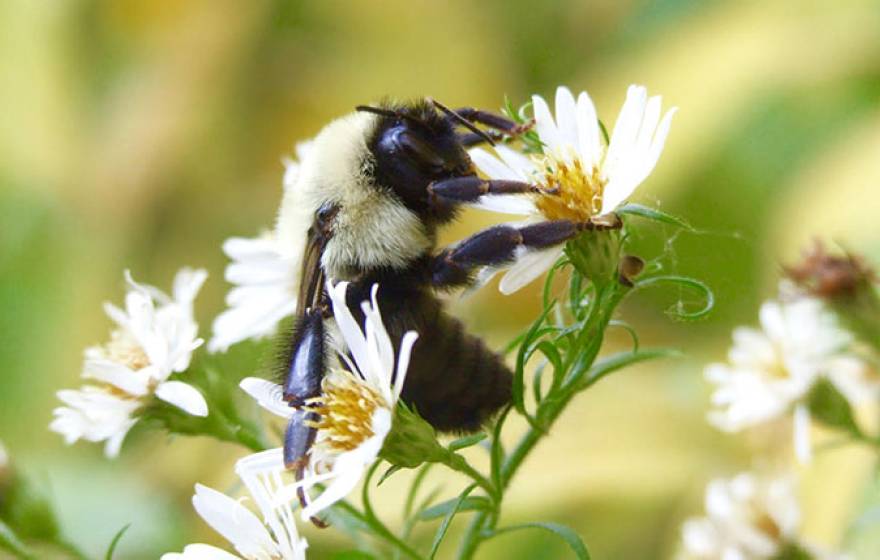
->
(514, 304), (556, 418)
(580, 348), (682, 391)
(104, 523), (131, 560)
(418, 496), (491, 520)
(807, 378), (861, 437)
(490, 522), (591, 559)
(617, 203), (695, 231)
(608, 319), (640, 352)
(632, 275), (715, 320)
(0, 518), (33, 559)
(448, 433), (488, 452)
(377, 465), (403, 486)
(428, 484), (477, 559)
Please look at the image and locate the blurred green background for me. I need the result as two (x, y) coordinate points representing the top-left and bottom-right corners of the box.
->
(2, 0), (880, 558)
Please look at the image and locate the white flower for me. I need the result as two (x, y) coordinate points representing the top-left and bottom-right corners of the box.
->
(468, 84), (676, 294)
(239, 280), (417, 521)
(208, 234), (299, 353)
(706, 295), (876, 461)
(680, 473), (800, 560)
(161, 460), (308, 560)
(50, 268), (209, 458)
(209, 141), (314, 353)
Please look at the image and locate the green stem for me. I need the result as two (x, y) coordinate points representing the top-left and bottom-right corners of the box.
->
(458, 283), (625, 560)
(441, 452), (497, 500)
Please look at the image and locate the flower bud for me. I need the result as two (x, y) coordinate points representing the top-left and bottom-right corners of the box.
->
(380, 403), (449, 468)
(565, 227), (623, 288)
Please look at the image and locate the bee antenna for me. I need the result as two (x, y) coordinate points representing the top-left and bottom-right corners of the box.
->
(428, 97), (496, 147)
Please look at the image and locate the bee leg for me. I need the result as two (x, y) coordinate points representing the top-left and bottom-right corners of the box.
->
(431, 220), (582, 287)
(283, 308), (325, 406)
(428, 176), (538, 206)
(283, 410), (329, 528)
(453, 107), (534, 137)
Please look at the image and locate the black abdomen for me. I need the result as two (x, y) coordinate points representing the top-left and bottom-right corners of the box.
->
(345, 282), (511, 433)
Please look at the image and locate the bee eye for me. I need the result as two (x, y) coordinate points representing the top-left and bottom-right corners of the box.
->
(315, 202), (339, 230)
(398, 131), (445, 170)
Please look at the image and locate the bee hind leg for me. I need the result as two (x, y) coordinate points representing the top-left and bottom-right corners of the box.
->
(431, 220), (582, 287)
(283, 410), (329, 528)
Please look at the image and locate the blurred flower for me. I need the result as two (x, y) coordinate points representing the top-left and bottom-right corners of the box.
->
(705, 294), (877, 462)
(468, 84), (676, 293)
(680, 472), (845, 560)
(784, 240), (876, 301)
(161, 475), (308, 560)
(209, 141), (315, 353)
(50, 268), (209, 458)
(208, 234), (299, 353)
(240, 280), (417, 521)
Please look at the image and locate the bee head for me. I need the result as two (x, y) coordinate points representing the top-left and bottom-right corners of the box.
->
(361, 100), (475, 220)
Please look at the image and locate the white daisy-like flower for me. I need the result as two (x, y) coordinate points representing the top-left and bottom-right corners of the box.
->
(706, 295), (876, 462)
(50, 268), (209, 458)
(239, 280), (417, 521)
(209, 141), (315, 353)
(468, 84), (676, 294)
(161, 462), (308, 560)
(680, 473), (800, 560)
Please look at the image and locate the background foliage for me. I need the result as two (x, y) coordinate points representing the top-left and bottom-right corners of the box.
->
(1, 1), (879, 558)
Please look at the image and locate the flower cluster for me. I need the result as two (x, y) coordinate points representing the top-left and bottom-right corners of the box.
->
(680, 473), (841, 560)
(50, 269), (209, 457)
(705, 284), (878, 461)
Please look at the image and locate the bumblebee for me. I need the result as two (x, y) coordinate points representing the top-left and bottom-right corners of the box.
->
(275, 99), (582, 482)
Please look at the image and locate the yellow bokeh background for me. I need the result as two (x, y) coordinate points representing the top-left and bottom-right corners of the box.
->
(2, 1), (880, 558)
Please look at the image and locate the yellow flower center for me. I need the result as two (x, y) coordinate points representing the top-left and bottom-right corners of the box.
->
(533, 152), (606, 222)
(305, 373), (381, 453)
(104, 330), (151, 370)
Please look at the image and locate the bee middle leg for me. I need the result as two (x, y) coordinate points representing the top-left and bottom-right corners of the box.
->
(431, 220), (581, 287)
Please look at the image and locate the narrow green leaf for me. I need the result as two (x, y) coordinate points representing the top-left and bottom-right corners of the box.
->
(580, 349), (681, 391)
(104, 523), (131, 560)
(0, 519), (33, 559)
(617, 203), (695, 231)
(428, 484), (477, 559)
(514, 304), (555, 417)
(377, 465), (403, 487)
(490, 522), (591, 559)
(448, 433), (488, 452)
(608, 319), (640, 352)
(633, 275), (715, 320)
(418, 496), (491, 520)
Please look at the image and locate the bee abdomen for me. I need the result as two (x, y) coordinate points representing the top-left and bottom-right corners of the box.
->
(401, 304), (512, 433)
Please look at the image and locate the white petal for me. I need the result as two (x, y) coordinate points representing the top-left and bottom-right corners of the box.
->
(173, 268), (208, 307)
(155, 381), (209, 417)
(468, 148), (520, 181)
(394, 331), (419, 402)
(575, 91), (601, 168)
(327, 281), (371, 378)
(494, 145), (539, 180)
(499, 247), (563, 295)
(641, 106), (677, 183)
(239, 378), (293, 419)
(192, 484), (277, 558)
(82, 360), (150, 396)
(470, 194), (538, 215)
(161, 544), (243, 560)
(532, 94), (562, 152)
(554, 86), (579, 148)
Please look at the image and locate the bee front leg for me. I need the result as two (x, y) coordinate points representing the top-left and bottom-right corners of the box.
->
(428, 176), (538, 206)
(453, 107), (534, 147)
(431, 220), (582, 287)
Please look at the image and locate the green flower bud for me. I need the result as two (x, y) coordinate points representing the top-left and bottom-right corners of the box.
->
(380, 403), (449, 468)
